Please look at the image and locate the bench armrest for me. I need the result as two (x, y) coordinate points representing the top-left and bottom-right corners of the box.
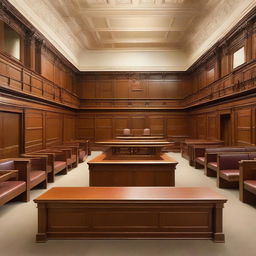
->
(0, 170), (18, 182)
(239, 160), (256, 181)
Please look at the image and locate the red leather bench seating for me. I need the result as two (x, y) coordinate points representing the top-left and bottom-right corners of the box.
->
(0, 158), (47, 191)
(185, 141), (223, 166)
(239, 159), (256, 204)
(21, 154), (54, 182)
(36, 150), (68, 182)
(0, 170), (28, 206)
(217, 152), (256, 188)
(205, 147), (256, 177)
(65, 140), (90, 162)
(52, 145), (78, 169)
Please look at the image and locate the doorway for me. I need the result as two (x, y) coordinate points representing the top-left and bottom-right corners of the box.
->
(220, 114), (231, 146)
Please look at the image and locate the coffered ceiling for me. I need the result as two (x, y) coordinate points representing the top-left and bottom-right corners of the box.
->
(7, 0), (256, 71)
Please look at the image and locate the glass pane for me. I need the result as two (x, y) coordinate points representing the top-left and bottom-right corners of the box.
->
(0, 21), (21, 60)
(233, 47), (245, 69)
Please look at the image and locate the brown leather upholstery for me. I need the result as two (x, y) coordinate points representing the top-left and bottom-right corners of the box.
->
(196, 157), (205, 164)
(0, 181), (26, 201)
(217, 153), (249, 188)
(54, 161), (66, 172)
(30, 171), (45, 183)
(244, 180), (256, 195)
(207, 162), (217, 171)
(220, 169), (240, 182)
(0, 160), (15, 170)
(219, 153), (249, 170)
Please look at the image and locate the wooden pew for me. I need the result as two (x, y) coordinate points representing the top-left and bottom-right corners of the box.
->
(0, 158), (47, 202)
(0, 170), (28, 206)
(205, 147), (256, 177)
(217, 152), (256, 188)
(239, 159), (256, 204)
(180, 139), (223, 164)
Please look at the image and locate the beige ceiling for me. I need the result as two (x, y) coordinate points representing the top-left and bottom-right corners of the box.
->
(40, 0), (216, 51)
(7, 0), (256, 71)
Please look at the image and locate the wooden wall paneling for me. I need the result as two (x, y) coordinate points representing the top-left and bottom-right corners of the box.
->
(95, 116), (113, 140)
(25, 110), (44, 152)
(76, 115), (95, 141)
(114, 80), (130, 99)
(45, 112), (62, 147)
(197, 115), (207, 139)
(0, 58), (9, 87)
(148, 116), (165, 136)
(148, 81), (165, 99)
(164, 80), (182, 99)
(95, 80), (114, 98)
(207, 113), (219, 140)
(131, 116), (146, 135)
(252, 29), (256, 60)
(31, 76), (43, 97)
(129, 79), (147, 99)
(9, 64), (22, 90)
(233, 107), (252, 146)
(167, 115), (188, 138)
(41, 53), (54, 82)
(113, 116), (130, 136)
(0, 111), (20, 158)
(79, 79), (96, 99)
(63, 115), (75, 142)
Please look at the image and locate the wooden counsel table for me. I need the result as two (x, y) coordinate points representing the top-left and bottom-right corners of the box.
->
(116, 136), (164, 140)
(96, 140), (173, 155)
(34, 187), (227, 242)
(88, 153), (178, 186)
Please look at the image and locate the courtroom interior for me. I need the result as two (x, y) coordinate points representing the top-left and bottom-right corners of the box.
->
(0, 0), (256, 255)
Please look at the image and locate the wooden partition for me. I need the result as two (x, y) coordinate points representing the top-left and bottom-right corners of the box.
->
(188, 96), (256, 147)
(76, 111), (188, 144)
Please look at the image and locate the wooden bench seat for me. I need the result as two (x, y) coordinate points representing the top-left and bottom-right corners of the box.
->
(239, 160), (256, 204)
(217, 153), (256, 188)
(0, 170), (28, 206)
(205, 147), (256, 177)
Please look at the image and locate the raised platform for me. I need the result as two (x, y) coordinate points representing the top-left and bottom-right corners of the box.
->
(87, 153), (178, 186)
(34, 187), (227, 242)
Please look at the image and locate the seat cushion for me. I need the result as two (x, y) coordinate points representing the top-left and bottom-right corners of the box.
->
(220, 169), (240, 182)
(54, 161), (66, 173)
(30, 171), (45, 183)
(244, 180), (256, 195)
(67, 154), (77, 165)
(196, 157), (205, 164)
(0, 181), (26, 200)
(208, 162), (217, 171)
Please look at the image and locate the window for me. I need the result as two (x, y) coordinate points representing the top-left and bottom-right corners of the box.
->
(233, 47), (245, 69)
(0, 20), (21, 60)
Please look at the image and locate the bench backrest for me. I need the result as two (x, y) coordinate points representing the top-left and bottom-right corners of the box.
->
(219, 153), (249, 170)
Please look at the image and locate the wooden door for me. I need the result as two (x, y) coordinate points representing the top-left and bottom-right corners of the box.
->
(220, 114), (231, 146)
(0, 111), (21, 158)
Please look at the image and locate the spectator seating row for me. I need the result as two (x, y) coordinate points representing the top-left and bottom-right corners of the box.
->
(184, 143), (256, 205)
(0, 140), (90, 207)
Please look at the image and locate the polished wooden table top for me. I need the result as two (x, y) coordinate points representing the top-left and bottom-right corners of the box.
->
(88, 153), (177, 164)
(35, 187), (227, 202)
(116, 136), (164, 140)
(96, 140), (173, 146)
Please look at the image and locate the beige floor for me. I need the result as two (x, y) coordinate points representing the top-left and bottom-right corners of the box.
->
(1, 152), (256, 256)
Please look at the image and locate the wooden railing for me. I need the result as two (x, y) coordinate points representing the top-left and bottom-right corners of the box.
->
(0, 54), (79, 109)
